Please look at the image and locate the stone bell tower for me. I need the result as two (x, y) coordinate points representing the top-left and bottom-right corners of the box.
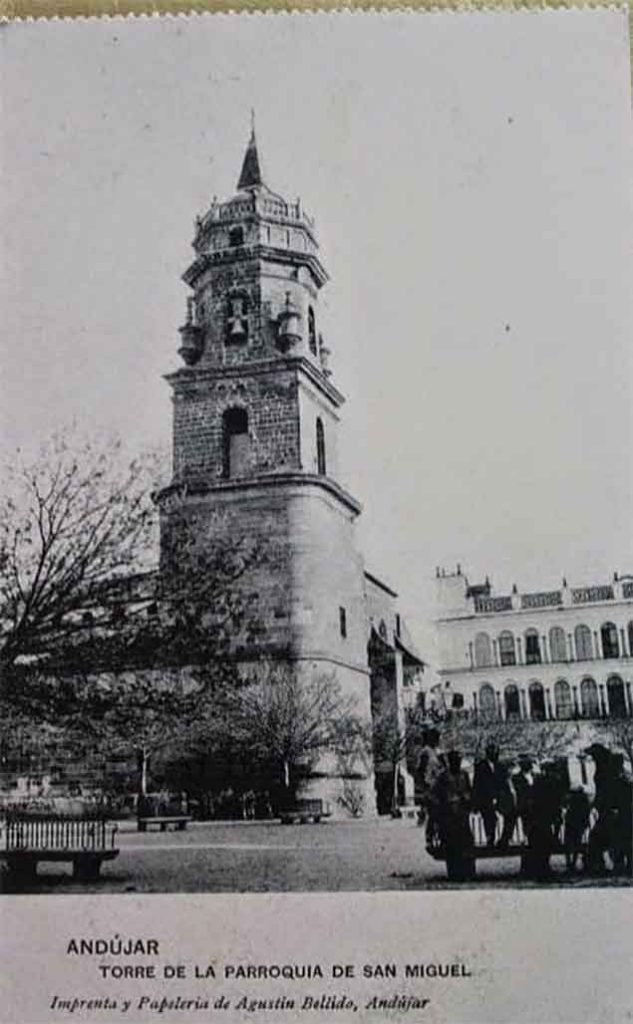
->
(157, 122), (375, 811)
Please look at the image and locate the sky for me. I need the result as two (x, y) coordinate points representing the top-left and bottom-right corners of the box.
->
(1, 10), (632, 657)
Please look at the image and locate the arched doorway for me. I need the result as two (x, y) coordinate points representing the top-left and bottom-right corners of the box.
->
(580, 677), (599, 718)
(607, 675), (626, 719)
(498, 631), (516, 667)
(574, 624), (593, 661)
(549, 626), (567, 662)
(524, 629), (541, 665)
(474, 632), (493, 668)
(529, 682), (546, 721)
(479, 683), (497, 720)
(504, 683), (521, 720)
(554, 679), (573, 720)
(601, 622), (619, 659)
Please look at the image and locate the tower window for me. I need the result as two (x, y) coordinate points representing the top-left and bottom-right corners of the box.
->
(316, 417), (326, 476)
(339, 606), (347, 639)
(222, 407), (249, 479)
(229, 226), (244, 247)
(308, 306), (317, 355)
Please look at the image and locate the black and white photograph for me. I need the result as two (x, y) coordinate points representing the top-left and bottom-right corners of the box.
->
(1, 7), (633, 1021)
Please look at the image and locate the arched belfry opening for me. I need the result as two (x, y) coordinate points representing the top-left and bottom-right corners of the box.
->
(223, 407), (249, 479)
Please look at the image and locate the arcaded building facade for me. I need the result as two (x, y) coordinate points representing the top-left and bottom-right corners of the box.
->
(435, 568), (633, 724)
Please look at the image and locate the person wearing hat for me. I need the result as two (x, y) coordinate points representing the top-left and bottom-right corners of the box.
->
(473, 742), (503, 847)
(563, 785), (591, 873)
(585, 743), (613, 875)
(607, 753), (632, 877)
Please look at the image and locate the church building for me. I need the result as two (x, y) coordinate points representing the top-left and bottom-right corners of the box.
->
(154, 124), (425, 814)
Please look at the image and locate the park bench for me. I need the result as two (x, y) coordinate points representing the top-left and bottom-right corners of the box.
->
(0, 812), (119, 881)
(137, 794), (191, 833)
(426, 812), (593, 879)
(279, 798), (332, 824)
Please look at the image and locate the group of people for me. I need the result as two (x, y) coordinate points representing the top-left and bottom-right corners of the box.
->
(416, 729), (632, 882)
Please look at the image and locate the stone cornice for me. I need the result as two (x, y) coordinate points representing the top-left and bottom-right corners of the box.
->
(183, 245), (328, 290)
(165, 354), (345, 408)
(156, 471), (363, 519)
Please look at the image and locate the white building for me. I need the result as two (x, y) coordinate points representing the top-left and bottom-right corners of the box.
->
(434, 567), (633, 725)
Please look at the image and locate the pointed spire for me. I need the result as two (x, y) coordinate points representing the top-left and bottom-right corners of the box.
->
(237, 111), (264, 191)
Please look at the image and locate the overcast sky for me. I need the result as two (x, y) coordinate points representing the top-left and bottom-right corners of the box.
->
(2, 10), (632, 656)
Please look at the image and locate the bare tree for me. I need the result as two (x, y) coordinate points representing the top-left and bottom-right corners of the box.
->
(0, 429), (162, 683)
(437, 712), (575, 765)
(224, 664), (364, 804)
(0, 430), (269, 797)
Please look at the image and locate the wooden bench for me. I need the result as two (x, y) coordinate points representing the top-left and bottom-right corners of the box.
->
(1, 813), (119, 881)
(279, 799), (332, 824)
(137, 816), (191, 833)
(136, 794), (191, 833)
(426, 812), (592, 879)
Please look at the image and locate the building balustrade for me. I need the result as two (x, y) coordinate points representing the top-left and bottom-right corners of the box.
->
(571, 585), (615, 604)
(472, 581), (633, 613)
(520, 590), (562, 609)
(474, 595), (512, 613)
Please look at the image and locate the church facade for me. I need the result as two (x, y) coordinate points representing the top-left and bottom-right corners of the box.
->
(153, 126), (424, 814)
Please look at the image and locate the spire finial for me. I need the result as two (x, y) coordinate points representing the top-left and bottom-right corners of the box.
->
(238, 113), (264, 191)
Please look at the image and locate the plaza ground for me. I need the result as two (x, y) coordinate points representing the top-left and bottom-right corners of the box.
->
(2, 818), (632, 894)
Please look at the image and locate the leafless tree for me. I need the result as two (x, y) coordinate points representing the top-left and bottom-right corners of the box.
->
(437, 712), (575, 765)
(224, 664), (364, 802)
(0, 429), (268, 796)
(0, 429), (162, 683)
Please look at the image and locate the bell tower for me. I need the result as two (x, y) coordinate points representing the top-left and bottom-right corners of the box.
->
(157, 123), (375, 812)
(170, 120), (340, 487)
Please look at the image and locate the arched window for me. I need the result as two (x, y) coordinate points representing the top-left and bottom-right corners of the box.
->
(549, 626), (567, 663)
(580, 677), (599, 718)
(607, 675), (626, 719)
(498, 631), (516, 667)
(316, 418), (326, 476)
(474, 632), (493, 668)
(504, 683), (521, 720)
(222, 407), (249, 479)
(529, 681), (546, 721)
(601, 622), (619, 659)
(554, 679), (573, 720)
(628, 621), (633, 658)
(524, 628), (541, 665)
(574, 624), (593, 661)
(479, 683), (497, 720)
(229, 226), (244, 247)
(308, 306), (317, 356)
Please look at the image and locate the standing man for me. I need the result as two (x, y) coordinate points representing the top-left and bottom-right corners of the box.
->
(436, 749), (475, 881)
(473, 742), (502, 847)
(416, 727), (445, 843)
